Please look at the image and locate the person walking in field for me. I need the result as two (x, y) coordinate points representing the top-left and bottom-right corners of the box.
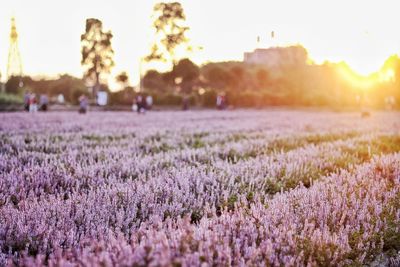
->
(24, 91), (30, 111)
(29, 94), (38, 113)
(79, 95), (88, 114)
(40, 94), (49, 111)
(135, 95), (146, 114)
(216, 94), (227, 110)
(136, 95), (142, 114)
(216, 94), (222, 110)
(182, 95), (189, 110)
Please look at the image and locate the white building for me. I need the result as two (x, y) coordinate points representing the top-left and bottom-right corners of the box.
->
(244, 46), (308, 68)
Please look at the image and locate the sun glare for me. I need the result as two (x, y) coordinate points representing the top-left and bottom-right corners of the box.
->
(338, 64), (377, 90)
(379, 69), (395, 82)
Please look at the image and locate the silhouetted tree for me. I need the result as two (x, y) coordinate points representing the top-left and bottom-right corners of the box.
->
(204, 66), (231, 90)
(143, 70), (166, 91)
(115, 72), (129, 90)
(171, 58), (199, 93)
(29, 74), (86, 103)
(162, 71), (176, 88)
(0, 73), (4, 93)
(382, 55), (400, 85)
(377, 55), (400, 105)
(109, 86), (135, 105)
(81, 18), (114, 96)
(146, 2), (190, 66)
(51, 75), (87, 103)
(5, 76), (32, 94)
(256, 69), (269, 88)
(230, 66), (247, 91)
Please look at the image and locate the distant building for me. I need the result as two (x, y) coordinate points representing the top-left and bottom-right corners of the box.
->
(243, 45), (308, 69)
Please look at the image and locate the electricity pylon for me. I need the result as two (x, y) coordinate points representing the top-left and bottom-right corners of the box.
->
(7, 17), (23, 80)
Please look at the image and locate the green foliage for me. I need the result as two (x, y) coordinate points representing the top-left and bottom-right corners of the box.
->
(382, 193), (400, 253)
(218, 194), (239, 212)
(0, 92), (23, 105)
(190, 209), (203, 224)
(185, 137), (205, 149)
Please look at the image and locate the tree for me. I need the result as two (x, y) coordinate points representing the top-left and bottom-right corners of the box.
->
(143, 70), (166, 91)
(171, 58), (199, 93)
(0, 73), (4, 93)
(145, 2), (190, 66)
(50, 75), (87, 103)
(256, 69), (269, 89)
(115, 72), (129, 90)
(5, 76), (32, 94)
(109, 86), (135, 105)
(230, 66), (246, 91)
(81, 18), (114, 96)
(204, 66), (231, 91)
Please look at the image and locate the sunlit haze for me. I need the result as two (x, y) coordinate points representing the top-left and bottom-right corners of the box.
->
(1, 0), (400, 88)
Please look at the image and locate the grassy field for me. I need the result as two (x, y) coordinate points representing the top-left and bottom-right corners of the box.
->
(0, 110), (399, 266)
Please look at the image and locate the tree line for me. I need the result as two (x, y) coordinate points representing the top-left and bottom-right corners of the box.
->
(2, 1), (399, 109)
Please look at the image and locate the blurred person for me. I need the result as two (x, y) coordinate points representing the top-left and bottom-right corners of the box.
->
(223, 95), (228, 109)
(79, 95), (88, 114)
(216, 94), (222, 110)
(182, 95), (189, 111)
(23, 91), (30, 111)
(385, 96), (395, 110)
(39, 94), (49, 111)
(131, 96), (138, 112)
(216, 94), (226, 110)
(131, 102), (138, 112)
(135, 95), (146, 114)
(146, 95), (153, 110)
(29, 94), (38, 113)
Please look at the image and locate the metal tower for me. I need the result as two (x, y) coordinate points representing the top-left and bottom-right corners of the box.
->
(7, 17), (23, 79)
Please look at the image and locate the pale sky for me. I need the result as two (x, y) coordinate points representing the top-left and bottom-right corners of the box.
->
(1, 0), (400, 88)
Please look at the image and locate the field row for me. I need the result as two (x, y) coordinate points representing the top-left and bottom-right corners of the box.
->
(0, 111), (399, 266)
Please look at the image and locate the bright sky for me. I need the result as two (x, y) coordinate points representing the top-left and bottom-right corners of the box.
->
(1, 0), (400, 88)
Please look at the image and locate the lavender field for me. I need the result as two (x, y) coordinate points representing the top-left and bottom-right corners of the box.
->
(1, 110), (400, 266)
